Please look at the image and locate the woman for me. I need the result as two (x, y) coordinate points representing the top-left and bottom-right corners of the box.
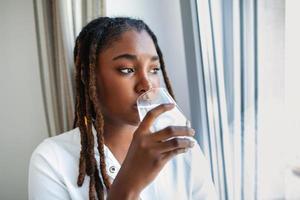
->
(28, 17), (217, 200)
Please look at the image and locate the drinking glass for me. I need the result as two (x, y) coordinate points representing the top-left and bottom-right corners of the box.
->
(136, 87), (195, 142)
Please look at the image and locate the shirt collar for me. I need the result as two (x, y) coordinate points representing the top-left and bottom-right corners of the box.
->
(91, 124), (121, 179)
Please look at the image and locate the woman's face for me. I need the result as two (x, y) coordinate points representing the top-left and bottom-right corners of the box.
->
(96, 30), (161, 126)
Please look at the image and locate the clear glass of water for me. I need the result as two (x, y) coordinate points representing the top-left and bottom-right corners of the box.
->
(136, 87), (195, 142)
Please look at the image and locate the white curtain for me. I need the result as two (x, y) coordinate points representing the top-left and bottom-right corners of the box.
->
(181, 0), (258, 199)
(33, 0), (106, 136)
(194, 0), (233, 199)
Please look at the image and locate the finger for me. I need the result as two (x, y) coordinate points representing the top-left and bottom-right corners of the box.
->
(161, 147), (190, 162)
(156, 138), (195, 154)
(136, 103), (175, 135)
(151, 126), (195, 142)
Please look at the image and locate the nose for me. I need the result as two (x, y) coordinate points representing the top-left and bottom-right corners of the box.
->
(135, 74), (152, 95)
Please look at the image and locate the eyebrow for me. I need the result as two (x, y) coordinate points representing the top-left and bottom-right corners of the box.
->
(112, 53), (159, 61)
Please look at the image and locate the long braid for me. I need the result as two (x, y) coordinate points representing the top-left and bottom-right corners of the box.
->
(74, 33), (106, 199)
(72, 17), (176, 200)
(74, 39), (88, 186)
(73, 18), (112, 200)
(94, 164), (103, 199)
(156, 46), (176, 100)
(88, 40), (112, 190)
(84, 88), (97, 200)
(86, 36), (113, 199)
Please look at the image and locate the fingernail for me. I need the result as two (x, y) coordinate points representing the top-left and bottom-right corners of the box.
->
(189, 141), (195, 148)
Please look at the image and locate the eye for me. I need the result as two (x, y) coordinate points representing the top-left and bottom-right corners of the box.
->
(150, 67), (161, 74)
(119, 67), (135, 74)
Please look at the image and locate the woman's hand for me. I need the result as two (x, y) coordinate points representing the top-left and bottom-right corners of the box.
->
(107, 103), (195, 200)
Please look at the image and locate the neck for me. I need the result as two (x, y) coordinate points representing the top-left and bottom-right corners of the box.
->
(103, 119), (138, 164)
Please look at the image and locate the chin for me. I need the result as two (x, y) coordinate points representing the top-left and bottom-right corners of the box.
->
(127, 117), (141, 126)
(127, 110), (141, 126)
(126, 112), (141, 126)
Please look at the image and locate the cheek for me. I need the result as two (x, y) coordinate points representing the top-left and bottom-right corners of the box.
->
(96, 79), (132, 116)
(101, 75), (136, 104)
(99, 77), (131, 99)
(151, 76), (161, 88)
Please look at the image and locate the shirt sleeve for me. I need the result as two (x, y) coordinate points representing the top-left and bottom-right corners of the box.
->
(28, 139), (71, 200)
(191, 142), (219, 200)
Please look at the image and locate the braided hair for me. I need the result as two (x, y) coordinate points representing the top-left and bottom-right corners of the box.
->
(72, 17), (176, 200)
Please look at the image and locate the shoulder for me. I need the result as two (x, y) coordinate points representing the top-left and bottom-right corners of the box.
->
(175, 140), (214, 184)
(188, 141), (218, 199)
(187, 140), (212, 176)
(29, 127), (81, 170)
(164, 140), (209, 179)
(190, 140), (209, 165)
(28, 128), (82, 199)
(178, 139), (209, 169)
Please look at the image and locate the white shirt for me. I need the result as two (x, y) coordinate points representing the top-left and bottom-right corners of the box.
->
(28, 125), (218, 200)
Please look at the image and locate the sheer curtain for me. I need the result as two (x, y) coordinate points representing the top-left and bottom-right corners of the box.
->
(181, 0), (258, 199)
(33, 0), (106, 136)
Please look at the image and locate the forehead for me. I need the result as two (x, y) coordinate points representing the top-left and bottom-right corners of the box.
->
(99, 30), (158, 59)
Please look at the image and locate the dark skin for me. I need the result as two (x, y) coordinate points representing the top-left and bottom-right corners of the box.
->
(96, 30), (161, 164)
(96, 30), (195, 199)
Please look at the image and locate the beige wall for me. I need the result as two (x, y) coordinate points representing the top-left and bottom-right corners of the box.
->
(0, 0), (49, 199)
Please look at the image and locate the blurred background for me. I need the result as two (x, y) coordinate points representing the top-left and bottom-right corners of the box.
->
(0, 0), (299, 199)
